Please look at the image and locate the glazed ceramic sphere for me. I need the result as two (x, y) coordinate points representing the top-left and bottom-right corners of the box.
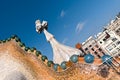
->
(19, 42), (25, 47)
(35, 51), (41, 57)
(84, 54), (94, 63)
(30, 47), (36, 52)
(41, 55), (48, 61)
(101, 54), (112, 64)
(24, 47), (30, 51)
(53, 64), (59, 71)
(47, 61), (53, 67)
(61, 61), (66, 70)
(15, 37), (21, 42)
(11, 35), (18, 39)
(70, 55), (78, 63)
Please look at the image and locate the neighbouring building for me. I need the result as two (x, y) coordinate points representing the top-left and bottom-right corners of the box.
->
(75, 13), (120, 58)
(96, 30), (120, 57)
(81, 36), (105, 58)
(106, 13), (120, 38)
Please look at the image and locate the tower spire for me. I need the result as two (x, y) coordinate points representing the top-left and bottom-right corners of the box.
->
(35, 20), (83, 64)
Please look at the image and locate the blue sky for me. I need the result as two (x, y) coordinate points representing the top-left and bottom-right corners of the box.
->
(0, 0), (120, 60)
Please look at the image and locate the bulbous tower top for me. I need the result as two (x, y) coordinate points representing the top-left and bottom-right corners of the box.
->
(35, 20), (48, 33)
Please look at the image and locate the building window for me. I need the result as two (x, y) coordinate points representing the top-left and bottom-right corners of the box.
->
(94, 51), (101, 58)
(112, 51), (117, 55)
(95, 45), (99, 48)
(97, 55), (101, 58)
(112, 38), (117, 42)
(98, 48), (102, 51)
(102, 52), (105, 55)
(89, 45), (92, 47)
(112, 44), (116, 48)
(105, 32), (110, 39)
(106, 46), (113, 51)
(116, 41), (120, 45)
(85, 48), (88, 51)
(117, 48), (120, 52)
(117, 28), (120, 31)
(103, 38), (106, 41)
(118, 28), (120, 30)
(94, 51), (97, 54)
(100, 41), (102, 44)
(116, 30), (119, 33)
(91, 48), (94, 51)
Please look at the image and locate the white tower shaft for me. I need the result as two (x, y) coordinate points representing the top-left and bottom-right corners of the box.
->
(43, 29), (82, 64)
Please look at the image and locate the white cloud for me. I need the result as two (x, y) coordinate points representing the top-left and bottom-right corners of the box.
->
(62, 38), (68, 44)
(75, 22), (85, 34)
(60, 10), (65, 17)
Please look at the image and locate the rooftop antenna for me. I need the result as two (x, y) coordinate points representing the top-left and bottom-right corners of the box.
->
(35, 20), (83, 64)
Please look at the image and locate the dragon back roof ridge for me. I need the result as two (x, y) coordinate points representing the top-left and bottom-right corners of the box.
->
(0, 35), (120, 71)
(0, 35), (120, 80)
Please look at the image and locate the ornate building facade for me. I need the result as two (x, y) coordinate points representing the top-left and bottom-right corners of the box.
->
(78, 13), (120, 57)
(106, 13), (120, 37)
(96, 30), (120, 56)
(81, 36), (105, 58)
